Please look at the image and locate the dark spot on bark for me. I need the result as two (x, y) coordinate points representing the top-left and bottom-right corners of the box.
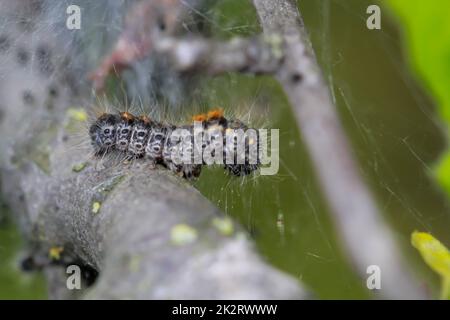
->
(22, 90), (35, 105)
(17, 47), (29, 65)
(36, 44), (54, 75)
(157, 17), (166, 31)
(66, 259), (99, 287)
(48, 85), (59, 98)
(20, 256), (39, 272)
(0, 109), (4, 123)
(196, 19), (206, 33)
(0, 35), (10, 51)
(291, 73), (303, 84)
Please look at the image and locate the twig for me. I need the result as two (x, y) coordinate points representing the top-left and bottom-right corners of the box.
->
(154, 35), (283, 75)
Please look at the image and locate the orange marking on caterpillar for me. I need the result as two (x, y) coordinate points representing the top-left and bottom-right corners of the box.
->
(207, 108), (224, 120)
(120, 111), (135, 122)
(138, 115), (152, 124)
(192, 113), (207, 122)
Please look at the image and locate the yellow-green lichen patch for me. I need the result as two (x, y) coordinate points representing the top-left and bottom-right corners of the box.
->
(91, 201), (101, 214)
(72, 161), (89, 173)
(67, 108), (88, 122)
(49, 246), (64, 260)
(137, 279), (152, 294)
(212, 217), (234, 236)
(171, 224), (198, 246)
(65, 107), (88, 134)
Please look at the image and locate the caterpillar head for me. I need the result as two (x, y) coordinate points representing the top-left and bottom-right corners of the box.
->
(116, 112), (135, 151)
(89, 113), (119, 154)
(128, 116), (151, 156)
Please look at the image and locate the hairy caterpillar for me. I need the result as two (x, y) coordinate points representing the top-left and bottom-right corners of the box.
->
(89, 108), (261, 179)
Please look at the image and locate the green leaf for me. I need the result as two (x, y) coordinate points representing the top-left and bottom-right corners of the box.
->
(411, 232), (450, 299)
(387, 1), (450, 195)
(388, 1), (450, 122)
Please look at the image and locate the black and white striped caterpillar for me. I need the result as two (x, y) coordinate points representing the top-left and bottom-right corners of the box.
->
(89, 109), (261, 179)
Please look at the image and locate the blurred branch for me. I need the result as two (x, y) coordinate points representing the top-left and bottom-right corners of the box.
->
(252, 0), (425, 299)
(90, 0), (283, 89)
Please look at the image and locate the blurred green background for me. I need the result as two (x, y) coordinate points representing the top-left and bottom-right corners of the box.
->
(1, 0), (449, 299)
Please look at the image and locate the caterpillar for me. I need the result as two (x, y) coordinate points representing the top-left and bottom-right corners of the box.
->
(89, 108), (261, 179)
